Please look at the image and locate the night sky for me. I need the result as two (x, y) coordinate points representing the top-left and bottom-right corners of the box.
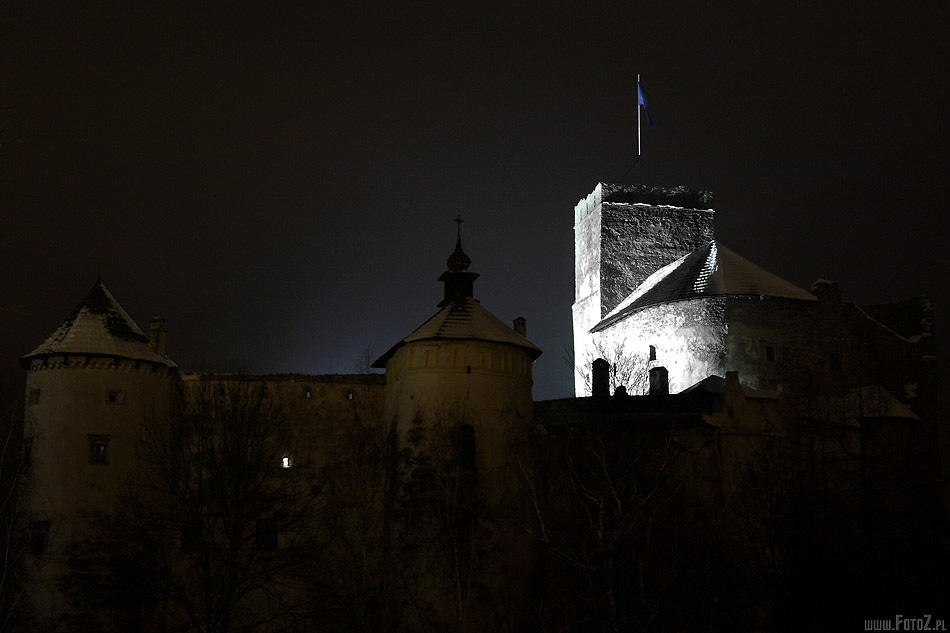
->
(2, 2), (947, 401)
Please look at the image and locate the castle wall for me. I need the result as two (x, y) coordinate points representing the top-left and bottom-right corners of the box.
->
(589, 297), (728, 395)
(23, 356), (177, 619)
(573, 183), (714, 396)
(724, 291), (932, 398)
(384, 339), (534, 480)
(180, 373), (386, 475)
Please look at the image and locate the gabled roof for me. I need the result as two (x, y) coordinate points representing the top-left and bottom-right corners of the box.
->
(593, 241), (816, 332)
(21, 279), (176, 368)
(372, 296), (542, 368)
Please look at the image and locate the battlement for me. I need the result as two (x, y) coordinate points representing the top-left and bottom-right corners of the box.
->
(575, 182), (713, 225)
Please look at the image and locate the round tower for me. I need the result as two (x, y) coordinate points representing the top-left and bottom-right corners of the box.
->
(20, 278), (178, 621)
(373, 237), (542, 482)
(373, 234), (542, 628)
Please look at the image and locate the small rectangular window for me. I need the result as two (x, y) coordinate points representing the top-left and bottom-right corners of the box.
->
(347, 391), (354, 401)
(107, 390), (125, 404)
(648, 345), (656, 361)
(256, 518), (278, 551)
(281, 456), (293, 469)
(88, 434), (111, 464)
(29, 389), (40, 405)
(304, 388), (312, 399)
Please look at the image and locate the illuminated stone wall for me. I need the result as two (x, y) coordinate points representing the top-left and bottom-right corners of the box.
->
(590, 298), (728, 395)
(573, 183), (714, 395)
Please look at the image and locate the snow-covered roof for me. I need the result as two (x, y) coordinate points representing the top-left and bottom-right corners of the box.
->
(593, 241), (816, 331)
(373, 296), (542, 367)
(21, 279), (176, 368)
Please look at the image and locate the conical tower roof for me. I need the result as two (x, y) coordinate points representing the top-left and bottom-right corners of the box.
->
(593, 241), (816, 331)
(373, 296), (542, 367)
(21, 279), (175, 368)
(373, 235), (541, 368)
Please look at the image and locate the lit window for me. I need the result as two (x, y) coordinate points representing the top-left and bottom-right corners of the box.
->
(347, 391), (354, 401)
(29, 389), (40, 405)
(88, 435), (111, 464)
(304, 387), (312, 399)
(281, 456), (292, 469)
(107, 390), (125, 404)
(256, 517), (278, 551)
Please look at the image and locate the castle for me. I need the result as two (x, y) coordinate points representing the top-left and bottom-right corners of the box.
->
(15, 183), (942, 631)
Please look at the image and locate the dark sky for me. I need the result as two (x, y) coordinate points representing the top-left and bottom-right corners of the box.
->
(2, 2), (947, 400)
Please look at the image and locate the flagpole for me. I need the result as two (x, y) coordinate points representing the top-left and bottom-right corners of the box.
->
(637, 73), (641, 158)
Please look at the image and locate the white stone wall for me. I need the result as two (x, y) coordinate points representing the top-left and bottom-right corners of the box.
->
(589, 298), (728, 395)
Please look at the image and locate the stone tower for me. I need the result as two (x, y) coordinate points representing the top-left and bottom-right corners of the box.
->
(373, 237), (542, 627)
(374, 237), (542, 480)
(572, 183), (714, 395)
(20, 279), (178, 621)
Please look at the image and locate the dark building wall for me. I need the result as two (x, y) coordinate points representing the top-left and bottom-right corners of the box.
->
(724, 290), (934, 400)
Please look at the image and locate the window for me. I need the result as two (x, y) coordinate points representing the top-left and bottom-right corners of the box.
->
(765, 345), (775, 361)
(304, 387), (312, 399)
(88, 435), (111, 464)
(29, 389), (40, 405)
(459, 425), (476, 472)
(347, 391), (354, 401)
(256, 518), (278, 551)
(107, 390), (125, 404)
(281, 456), (293, 469)
(649, 345), (656, 361)
(30, 520), (50, 557)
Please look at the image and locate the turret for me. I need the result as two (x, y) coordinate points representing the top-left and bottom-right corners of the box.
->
(20, 278), (178, 623)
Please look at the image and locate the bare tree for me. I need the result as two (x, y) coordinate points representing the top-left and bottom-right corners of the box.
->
(61, 378), (323, 633)
(567, 341), (649, 397)
(515, 419), (743, 633)
(353, 347), (378, 374)
(385, 403), (511, 633)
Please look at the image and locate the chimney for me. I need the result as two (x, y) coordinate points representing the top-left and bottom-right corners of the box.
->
(513, 316), (526, 337)
(149, 317), (167, 357)
(649, 366), (669, 396)
(592, 358), (609, 399)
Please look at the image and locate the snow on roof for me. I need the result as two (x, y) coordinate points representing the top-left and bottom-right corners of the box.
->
(21, 280), (176, 368)
(593, 241), (816, 332)
(373, 296), (542, 367)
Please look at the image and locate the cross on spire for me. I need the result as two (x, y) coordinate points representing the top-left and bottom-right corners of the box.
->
(454, 215), (465, 240)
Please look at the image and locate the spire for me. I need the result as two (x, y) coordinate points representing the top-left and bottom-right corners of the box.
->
(438, 217), (479, 307)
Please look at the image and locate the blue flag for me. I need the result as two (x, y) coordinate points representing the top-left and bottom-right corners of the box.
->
(638, 81), (655, 128)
